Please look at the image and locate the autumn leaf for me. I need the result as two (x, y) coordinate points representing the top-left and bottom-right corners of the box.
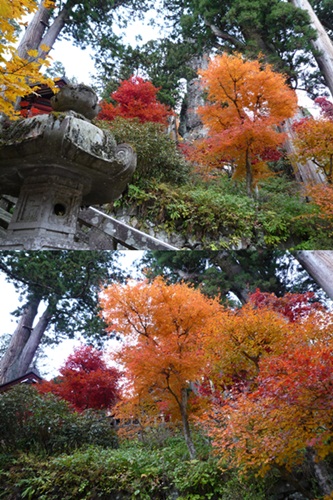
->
(38, 345), (121, 412)
(0, 0), (54, 118)
(191, 53), (297, 196)
(98, 76), (172, 125)
(293, 116), (333, 183)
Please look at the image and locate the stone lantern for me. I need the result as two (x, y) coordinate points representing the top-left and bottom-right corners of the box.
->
(0, 84), (136, 249)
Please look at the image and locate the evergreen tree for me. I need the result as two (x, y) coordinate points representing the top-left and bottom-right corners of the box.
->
(140, 250), (320, 304)
(162, 0), (321, 95)
(0, 251), (121, 384)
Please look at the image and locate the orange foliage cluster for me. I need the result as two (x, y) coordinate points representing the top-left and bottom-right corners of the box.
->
(190, 53), (297, 195)
(100, 278), (333, 476)
(306, 183), (333, 223)
(293, 117), (333, 183)
(100, 277), (221, 424)
(98, 76), (172, 125)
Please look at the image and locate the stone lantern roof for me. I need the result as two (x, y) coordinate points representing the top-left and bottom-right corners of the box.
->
(0, 84), (137, 249)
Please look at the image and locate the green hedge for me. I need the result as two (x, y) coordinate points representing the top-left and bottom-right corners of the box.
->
(0, 444), (267, 500)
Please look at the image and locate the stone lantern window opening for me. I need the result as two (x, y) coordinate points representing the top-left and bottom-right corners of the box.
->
(54, 203), (67, 217)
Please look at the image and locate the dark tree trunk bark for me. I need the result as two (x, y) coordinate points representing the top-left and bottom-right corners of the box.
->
(180, 388), (197, 460)
(0, 298), (53, 384)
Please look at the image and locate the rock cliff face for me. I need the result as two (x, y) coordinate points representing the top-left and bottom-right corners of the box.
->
(178, 55), (209, 141)
(179, 79), (206, 141)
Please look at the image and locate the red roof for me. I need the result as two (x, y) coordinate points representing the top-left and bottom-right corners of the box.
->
(20, 77), (69, 117)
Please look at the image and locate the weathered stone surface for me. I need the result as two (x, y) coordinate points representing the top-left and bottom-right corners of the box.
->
(0, 110), (136, 249)
(0, 113), (136, 205)
(50, 84), (100, 120)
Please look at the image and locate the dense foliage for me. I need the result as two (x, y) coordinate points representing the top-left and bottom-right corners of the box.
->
(161, 0), (320, 94)
(111, 174), (324, 249)
(38, 345), (121, 412)
(98, 76), (172, 124)
(140, 250), (320, 302)
(97, 117), (190, 185)
(0, 385), (117, 455)
(0, 437), (269, 500)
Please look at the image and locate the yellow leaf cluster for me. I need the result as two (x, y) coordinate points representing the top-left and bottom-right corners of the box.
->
(0, 0), (54, 118)
(43, 0), (56, 8)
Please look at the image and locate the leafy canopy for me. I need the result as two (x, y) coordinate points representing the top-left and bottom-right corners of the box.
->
(39, 345), (121, 412)
(200, 290), (333, 477)
(98, 76), (172, 125)
(193, 53), (297, 196)
(163, 0), (319, 94)
(0, 251), (120, 344)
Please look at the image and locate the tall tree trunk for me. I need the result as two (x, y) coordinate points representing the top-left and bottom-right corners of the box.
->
(282, 110), (326, 185)
(17, 1), (70, 62)
(17, 305), (53, 376)
(289, 0), (333, 96)
(295, 250), (333, 300)
(0, 299), (53, 384)
(245, 149), (253, 198)
(0, 297), (40, 384)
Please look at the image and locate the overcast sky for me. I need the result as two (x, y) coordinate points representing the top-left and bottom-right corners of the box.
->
(48, 6), (165, 87)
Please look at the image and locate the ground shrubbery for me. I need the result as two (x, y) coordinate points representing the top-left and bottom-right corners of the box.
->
(0, 385), (327, 499)
(111, 174), (321, 249)
(0, 385), (269, 499)
(0, 385), (117, 455)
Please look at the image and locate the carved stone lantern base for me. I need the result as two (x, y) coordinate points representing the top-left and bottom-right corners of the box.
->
(4, 174), (86, 249)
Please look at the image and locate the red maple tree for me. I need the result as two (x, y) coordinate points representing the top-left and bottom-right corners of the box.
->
(38, 345), (121, 412)
(98, 76), (172, 125)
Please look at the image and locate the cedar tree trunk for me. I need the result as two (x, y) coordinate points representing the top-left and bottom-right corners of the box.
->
(0, 298), (53, 384)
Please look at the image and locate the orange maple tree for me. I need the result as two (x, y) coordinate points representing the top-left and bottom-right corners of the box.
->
(100, 276), (221, 459)
(201, 302), (292, 398)
(192, 53), (297, 196)
(293, 117), (333, 183)
(97, 76), (172, 125)
(200, 295), (333, 493)
(38, 345), (121, 412)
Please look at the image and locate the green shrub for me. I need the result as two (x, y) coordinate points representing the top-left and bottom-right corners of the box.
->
(111, 174), (319, 249)
(0, 385), (117, 455)
(97, 117), (191, 184)
(0, 438), (270, 500)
